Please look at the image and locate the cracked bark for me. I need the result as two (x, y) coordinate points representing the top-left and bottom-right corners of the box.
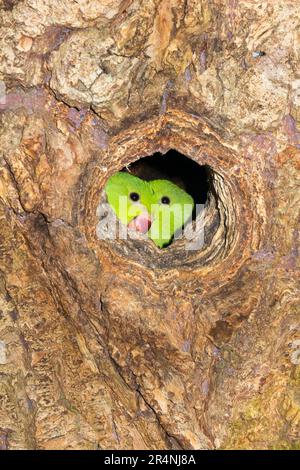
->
(0, 0), (300, 450)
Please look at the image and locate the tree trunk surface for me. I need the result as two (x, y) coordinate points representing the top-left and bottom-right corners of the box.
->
(0, 0), (299, 450)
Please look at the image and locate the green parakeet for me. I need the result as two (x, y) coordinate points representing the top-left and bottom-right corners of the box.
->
(148, 179), (194, 248)
(105, 172), (153, 233)
(105, 172), (194, 248)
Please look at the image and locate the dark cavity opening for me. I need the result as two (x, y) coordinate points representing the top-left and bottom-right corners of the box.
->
(122, 150), (211, 219)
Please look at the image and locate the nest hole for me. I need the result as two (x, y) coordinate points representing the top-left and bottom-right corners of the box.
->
(123, 150), (211, 220)
(96, 149), (236, 270)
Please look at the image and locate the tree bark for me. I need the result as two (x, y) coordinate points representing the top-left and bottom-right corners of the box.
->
(0, 0), (299, 450)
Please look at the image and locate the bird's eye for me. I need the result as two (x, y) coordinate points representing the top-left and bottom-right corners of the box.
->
(130, 192), (140, 202)
(161, 196), (170, 205)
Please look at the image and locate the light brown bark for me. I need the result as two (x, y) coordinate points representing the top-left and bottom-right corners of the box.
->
(0, 0), (299, 450)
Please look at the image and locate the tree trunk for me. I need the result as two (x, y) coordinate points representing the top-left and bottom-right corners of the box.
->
(0, 0), (299, 450)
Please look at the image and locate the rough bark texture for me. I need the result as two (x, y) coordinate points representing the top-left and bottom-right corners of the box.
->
(0, 0), (300, 450)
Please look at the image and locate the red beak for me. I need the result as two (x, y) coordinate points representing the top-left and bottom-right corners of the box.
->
(127, 213), (152, 233)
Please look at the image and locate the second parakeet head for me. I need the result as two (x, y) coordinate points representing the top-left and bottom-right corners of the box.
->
(105, 171), (194, 248)
(147, 179), (194, 249)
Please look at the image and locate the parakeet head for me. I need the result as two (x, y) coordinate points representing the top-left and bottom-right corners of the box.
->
(105, 172), (194, 248)
(148, 179), (194, 248)
(105, 172), (153, 233)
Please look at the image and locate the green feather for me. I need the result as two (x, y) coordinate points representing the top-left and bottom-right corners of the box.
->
(105, 172), (194, 248)
(105, 172), (152, 225)
(148, 179), (194, 248)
